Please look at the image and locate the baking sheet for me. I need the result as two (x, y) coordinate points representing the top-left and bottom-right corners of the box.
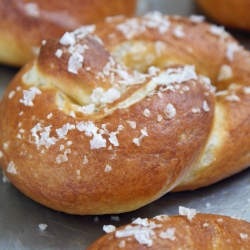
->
(0, 0), (250, 249)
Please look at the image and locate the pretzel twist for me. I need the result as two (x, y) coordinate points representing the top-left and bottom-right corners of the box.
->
(87, 213), (250, 249)
(0, 0), (136, 66)
(1, 13), (250, 214)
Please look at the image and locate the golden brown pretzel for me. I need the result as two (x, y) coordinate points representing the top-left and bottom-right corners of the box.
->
(87, 212), (250, 249)
(0, 0), (136, 66)
(0, 12), (250, 215)
(196, 0), (250, 32)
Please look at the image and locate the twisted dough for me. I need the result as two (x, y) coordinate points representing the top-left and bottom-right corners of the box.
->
(87, 212), (250, 249)
(0, 12), (250, 214)
(0, 0), (136, 66)
(196, 0), (250, 31)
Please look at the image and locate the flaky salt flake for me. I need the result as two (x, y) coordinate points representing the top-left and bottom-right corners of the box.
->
(203, 223), (209, 227)
(68, 52), (84, 74)
(100, 88), (121, 104)
(218, 65), (233, 81)
(77, 104), (95, 114)
(240, 233), (248, 240)
(226, 94), (241, 102)
(38, 224), (47, 231)
(60, 31), (76, 46)
(20, 87), (41, 106)
(56, 123), (75, 139)
(90, 134), (106, 149)
(159, 228), (176, 240)
(109, 133), (119, 147)
(203, 101), (210, 112)
(179, 206), (196, 221)
(164, 103), (176, 119)
(103, 225), (116, 233)
(7, 161), (17, 175)
(153, 65), (197, 86)
(115, 224), (154, 247)
(133, 128), (148, 146)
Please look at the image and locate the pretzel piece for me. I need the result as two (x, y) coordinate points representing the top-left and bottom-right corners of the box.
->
(0, 13), (250, 214)
(87, 213), (250, 249)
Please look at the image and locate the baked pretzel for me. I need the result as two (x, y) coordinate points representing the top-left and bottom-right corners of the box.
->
(0, 0), (136, 67)
(196, 0), (250, 32)
(87, 211), (250, 249)
(0, 12), (250, 215)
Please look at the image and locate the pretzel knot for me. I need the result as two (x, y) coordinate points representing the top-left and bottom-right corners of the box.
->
(1, 12), (250, 215)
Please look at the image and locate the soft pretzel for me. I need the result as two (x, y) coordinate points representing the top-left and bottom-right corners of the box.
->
(0, 0), (136, 67)
(87, 211), (250, 249)
(196, 0), (250, 32)
(1, 12), (250, 215)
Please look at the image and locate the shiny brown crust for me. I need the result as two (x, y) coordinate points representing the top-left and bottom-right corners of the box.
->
(87, 214), (250, 249)
(0, 13), (250, 214)
(0, 0), (136, 66)
(196, 0), (250, 31)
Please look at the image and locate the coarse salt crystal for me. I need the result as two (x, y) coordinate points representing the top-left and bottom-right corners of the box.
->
(38, 224), (47, 231)
(103, 225), (116, 233)
(20, 87), (41, 106)
(243, 86), (250, 94)
(105, 165), (112, 172)
(192, 107), (201, 113)
(8, 90), (15, 99)
(226, 42), (242, 62)
(68, 51), (84, 74)
(7, 161), (17, 174)
(55, 49), (63, 58)
(217, 65), (233, 81)
(159, 228), (176, 240)
(47, 113), (53, 119)
(203, 101), (210, 112)
(164, 103), (176, 119)
(77, 104), (95, 114)
(226, 94), (241, 102)
(127, 121), (136, 129)
(24, 3), (40, 18)
(143, 109), (150, 117)
(240, 233), (248, 239)
(173, 25), (185, 38)
(179, 206), (196, 221)
(189, 15), (205, 23)
(60, 31), (76, 46)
